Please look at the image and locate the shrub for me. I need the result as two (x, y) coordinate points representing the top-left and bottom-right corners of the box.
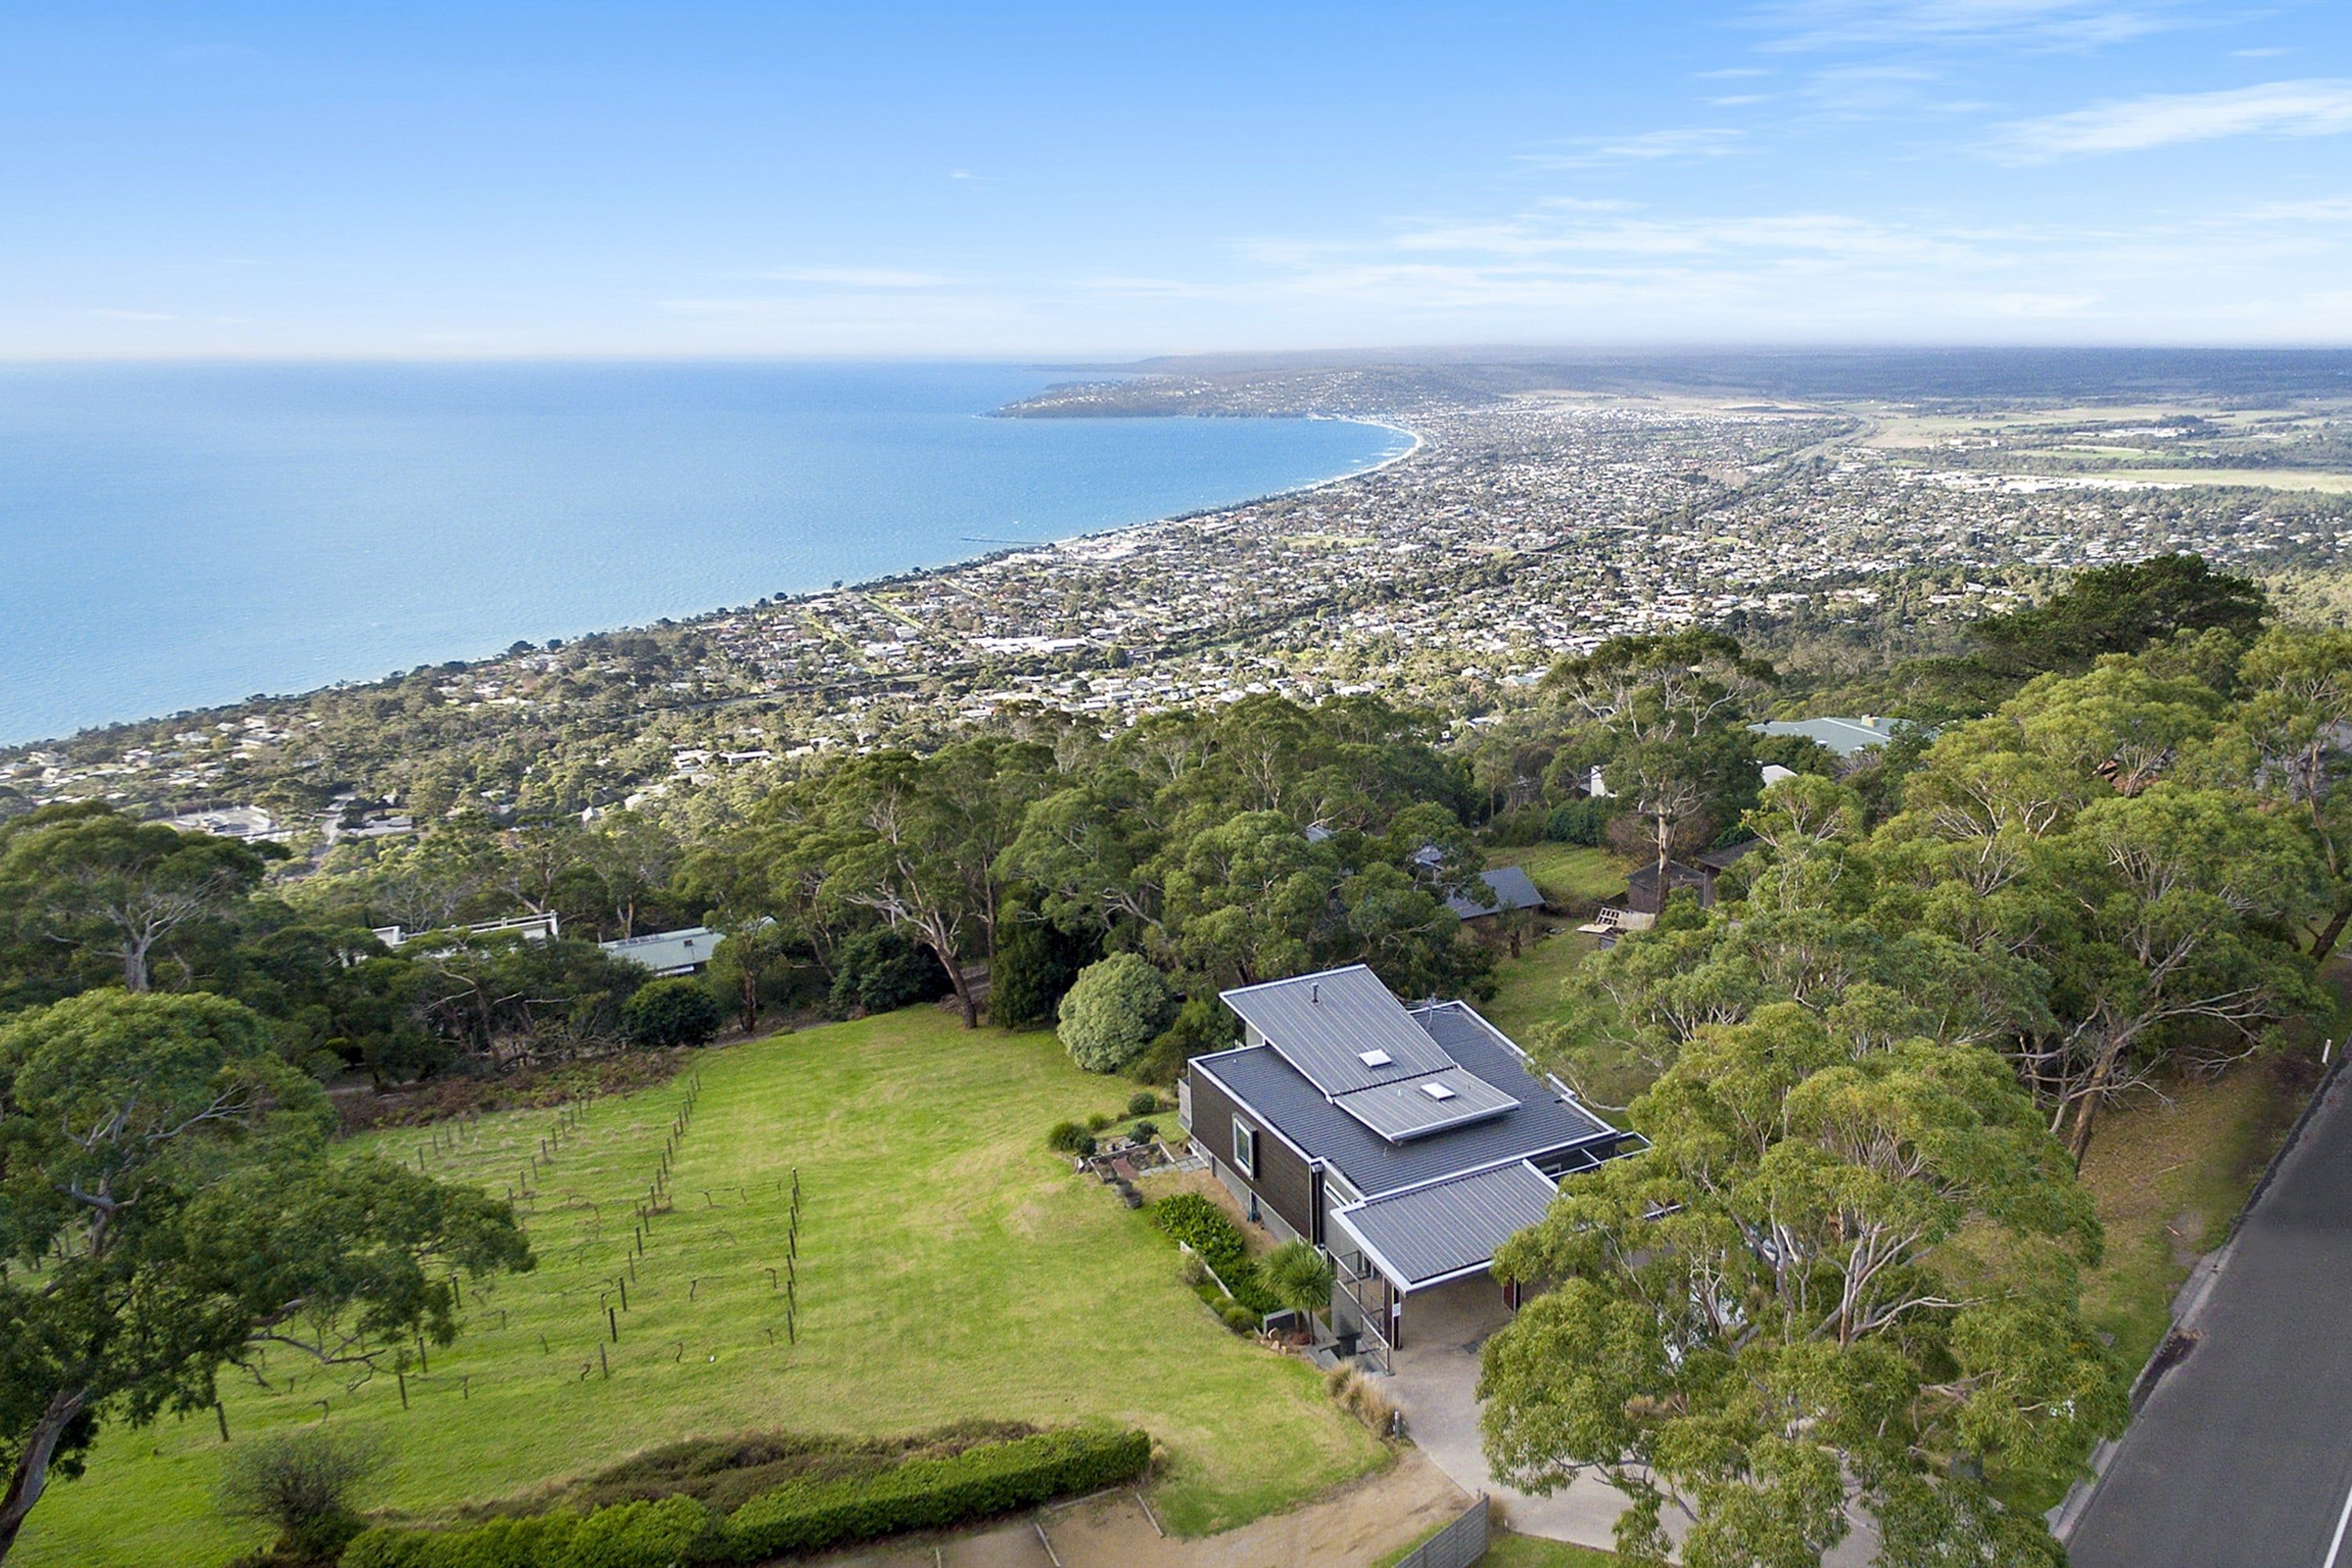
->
(1325, 1366), (1398, 1435)
(1044, 1120), (1094, 1156)
(562, 1496), (719, 1568)
(339, 1496), (716, 1568)
(1219, 1301), (1262, 1334)
(1261, 1238), (1336, 1323)
(719, 1428), (1150, 1561)
(1152, 1193), (1247, 1277)
(1125, 1091), (1161, 1116)
(1545, 796), (1617, 846)
(619, 978), (725, 1049)
(1085, 1111), (1113, 1132)
(1489, 804), (1550, 847)
(340, 1512), (577, 1568)
(503, 1423), (1042, 1518)
(218, 1425), (386, 1566)
(827, 928), (950, 1017)
(1134, 996), (1239, 1084)
(986, 922), (1094, 1031)
(1056, 955), (1176, 1073)
(1130, 1119), (1158, 1142)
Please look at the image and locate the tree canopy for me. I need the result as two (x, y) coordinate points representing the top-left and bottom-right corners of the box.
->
(1483, 1006), (2120, 1566)
(0, 990), (530, 1558)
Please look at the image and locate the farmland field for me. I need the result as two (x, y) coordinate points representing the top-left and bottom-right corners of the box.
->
(16, 1010), (1385, 1566)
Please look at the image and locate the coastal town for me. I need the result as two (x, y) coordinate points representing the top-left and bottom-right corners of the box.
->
(5, 369), (2348, 833)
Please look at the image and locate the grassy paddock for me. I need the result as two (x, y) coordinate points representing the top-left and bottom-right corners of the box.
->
(17, 1010), (1383, 1566)
(1488, 844), (1625, 910)
(1476, 927), (1599, 1048)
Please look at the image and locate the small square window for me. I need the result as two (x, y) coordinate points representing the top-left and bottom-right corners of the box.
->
(1232, 1122), (1257, 1177)
(1420, 1082), (1458, 1102)
(1357, 1049), (1393, 1068)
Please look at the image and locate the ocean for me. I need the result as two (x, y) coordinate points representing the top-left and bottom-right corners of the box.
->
(0, 361), (1404, 745)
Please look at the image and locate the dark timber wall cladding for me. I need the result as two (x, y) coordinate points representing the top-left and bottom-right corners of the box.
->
(1187, 1064), (1319, 1241)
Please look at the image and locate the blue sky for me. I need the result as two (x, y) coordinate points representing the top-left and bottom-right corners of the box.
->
(5, 2), (2349, 355)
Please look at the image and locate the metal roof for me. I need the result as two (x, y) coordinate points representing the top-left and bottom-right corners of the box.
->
(1190, 999), (1620, 1197)
(1221, 965), (1456, 1095)
(1751, 716), (1904, 757)
(1330, 1159), (1560, 1291)
(1331, 1064), (1519, 1141)
(1446, 866), (1546, 920)
(599, 925), (723, 975)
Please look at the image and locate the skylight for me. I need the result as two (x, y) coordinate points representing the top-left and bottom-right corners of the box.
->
(1358, 1049), (1394, 1068)
(1420, 1082), (1457, 1101)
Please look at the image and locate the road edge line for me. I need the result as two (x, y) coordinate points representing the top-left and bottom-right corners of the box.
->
(2050, 1045), (2348, 1544)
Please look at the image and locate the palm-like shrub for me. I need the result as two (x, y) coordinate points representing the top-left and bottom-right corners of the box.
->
(1261, 1239), (1335, 1327)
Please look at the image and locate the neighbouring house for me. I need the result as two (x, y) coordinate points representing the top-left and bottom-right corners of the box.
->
(600, 925), (724, 977)
(1443, 865), (1548, 925)
(370, 912), (561, 949)
(1751, 715), (1905, 757)
(1621, 839), (1759, 916)
(1179, 964), (1640, 1361)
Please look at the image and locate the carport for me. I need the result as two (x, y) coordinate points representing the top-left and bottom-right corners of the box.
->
(1327, 1157), (1559, 1360)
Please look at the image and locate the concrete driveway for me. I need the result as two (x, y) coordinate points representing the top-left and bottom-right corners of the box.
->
(1381, 1274), (1636, 1549)
(1381, 1275), (1875, 1564)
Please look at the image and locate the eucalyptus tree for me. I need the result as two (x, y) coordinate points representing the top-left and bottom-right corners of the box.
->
(0, 991), (529, 1561)
(1481, 1007), (2119, 1568)
(0, 804), (273, 996)
(2234, 625), (2352, 960)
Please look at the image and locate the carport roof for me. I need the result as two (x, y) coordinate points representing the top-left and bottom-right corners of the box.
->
(1330, 1160), (1560, 1292)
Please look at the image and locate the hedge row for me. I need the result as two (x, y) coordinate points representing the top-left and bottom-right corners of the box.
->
(341, 1495), (715, 1568)
(338, 1428), (1150, 1568)
(721, 1427), (1151, 1559)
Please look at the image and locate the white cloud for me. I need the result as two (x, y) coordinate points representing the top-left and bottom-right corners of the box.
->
(1989, 78), (2352, 162)
(753, 267), (953, 289)
(1754, 0), (2186, 52)
(1517, 128), (1746, 169)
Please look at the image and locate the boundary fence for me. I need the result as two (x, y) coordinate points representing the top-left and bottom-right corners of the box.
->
(1394, 1494), (1488, 1568)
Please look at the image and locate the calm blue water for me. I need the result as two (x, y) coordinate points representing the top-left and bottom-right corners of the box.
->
(0, 362), (1403, 743)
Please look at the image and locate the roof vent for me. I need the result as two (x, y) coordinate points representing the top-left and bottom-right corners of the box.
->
(1310, 982), (1319, 1004)
(1420, 1082), (1458, 1101)
(1357, 1049), (1393, 1068)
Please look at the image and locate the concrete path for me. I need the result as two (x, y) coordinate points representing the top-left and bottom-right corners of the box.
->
(2067, 1058), (2352, 1568)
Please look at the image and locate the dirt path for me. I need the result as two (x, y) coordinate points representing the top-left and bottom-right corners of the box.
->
(820, 1447), (1467, 1568)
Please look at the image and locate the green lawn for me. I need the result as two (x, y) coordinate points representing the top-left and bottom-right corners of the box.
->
(1375, 1523), (1616, 1567)
(16, 1011), (1385, 1566)
(1478, 926), (1599, 1047)
(1484, 1537), (1619, 1566)
(1488, 844), (1626, 909)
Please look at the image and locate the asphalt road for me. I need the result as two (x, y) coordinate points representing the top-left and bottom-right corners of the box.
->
(2070, 1062), (2352, 1568)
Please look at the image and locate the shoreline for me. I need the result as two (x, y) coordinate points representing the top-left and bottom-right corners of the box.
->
(4, 412), (1426, 753)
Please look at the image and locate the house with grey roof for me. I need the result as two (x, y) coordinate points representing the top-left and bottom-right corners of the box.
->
(1179, 964), (1639, 1362)
(1751, 715), (1905, 757)
(1443, 865), (1547, 924)
(599, 925), (724, 977)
